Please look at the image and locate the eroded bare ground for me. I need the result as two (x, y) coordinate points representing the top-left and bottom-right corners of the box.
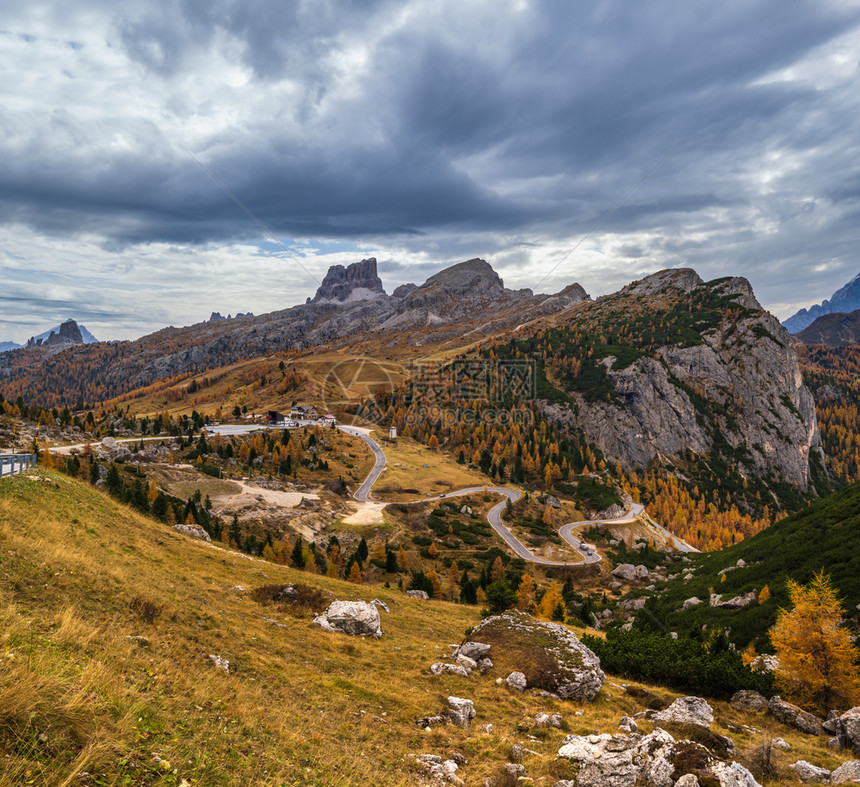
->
(144, 463), (359, 541)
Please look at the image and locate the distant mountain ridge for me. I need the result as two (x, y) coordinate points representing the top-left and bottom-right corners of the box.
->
(0, 319), (97, 355)
(795, 308), (860, 346)
(783, 271), (860, 333)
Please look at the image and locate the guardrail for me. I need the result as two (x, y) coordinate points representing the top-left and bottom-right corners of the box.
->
(0, 453), (36, 478)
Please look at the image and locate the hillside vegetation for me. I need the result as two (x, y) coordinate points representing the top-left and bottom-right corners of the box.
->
(1, 470), (849, 786)
(638, 481), (860, 650)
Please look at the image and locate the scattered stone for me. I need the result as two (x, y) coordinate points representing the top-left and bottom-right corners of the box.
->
(455, 654), (478, 671)
(675, 776), (700, 787)
(479, 724), (494, 734)
(789, 760), (832, 783)
(478, 657), (494, 675)
(467, 610), (605, 701)
(208, 654), (229, 672)
(621, 597), (648, 612)
(447, 697), (475, 729)
(369, 598), (390, 613)
(506, 671), (527, 691)
(551, 714), (564, 729)
(504, 763), (526, 777)
(416, 714), (448, 728)
(552, 782), (575, 787)
(769, 696), (823, 736)
(709, 591), (757, 609)
(406, 590), (430, 600)
(430, 663), (470, 678)
(535, 713), (552, 729)
(231, 585), (247, 593)
(313, 600), (382, 638)
(771, 738), (790, 751)
(652, 696), (715, 728)
(127, 635), (149, 647)
(832, 761), (860, 783)
(510, 744), (524, 762)
(618, 716), (638, 733)
(682, 597), (702, 610)
(730, 690), (768, 712)
(457, 642), (491, 661)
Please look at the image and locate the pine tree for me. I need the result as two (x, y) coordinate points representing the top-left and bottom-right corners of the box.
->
(771, 571), (860, 713)
(291, 538), (307, 568)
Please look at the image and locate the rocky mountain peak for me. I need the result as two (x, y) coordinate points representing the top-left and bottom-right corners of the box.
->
(418, 258), (506, 297)
(27, 319), (85, 349)
(311, 257), (386, 303)
(623, 269), (703, 297)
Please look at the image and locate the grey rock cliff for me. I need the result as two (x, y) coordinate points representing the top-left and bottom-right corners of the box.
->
(311, 257), (386, 302)
(539, 270), (824, 492)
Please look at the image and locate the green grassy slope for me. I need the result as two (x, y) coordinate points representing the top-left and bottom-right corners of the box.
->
(640, 482), (860, 648)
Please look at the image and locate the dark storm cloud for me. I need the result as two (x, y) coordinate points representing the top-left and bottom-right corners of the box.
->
(3, 0), (860, 332)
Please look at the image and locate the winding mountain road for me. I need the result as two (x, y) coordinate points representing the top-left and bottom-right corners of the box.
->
(339, 426), (697, 567)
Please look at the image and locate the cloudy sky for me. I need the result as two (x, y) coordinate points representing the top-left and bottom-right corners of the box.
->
(2, 0), (860, 342)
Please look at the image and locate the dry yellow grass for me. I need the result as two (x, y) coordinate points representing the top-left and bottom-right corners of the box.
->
(0, 471), (845, 786)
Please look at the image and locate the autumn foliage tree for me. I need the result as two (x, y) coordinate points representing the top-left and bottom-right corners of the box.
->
(771, 571), (860, 713)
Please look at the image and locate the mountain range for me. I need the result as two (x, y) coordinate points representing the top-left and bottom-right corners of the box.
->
(783, 271), (860, 334)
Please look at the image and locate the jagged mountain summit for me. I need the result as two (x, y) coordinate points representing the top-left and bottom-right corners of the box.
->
(310, 257), (386, 303)
(795, 308), (860, 346)
(783, 271), (860, 333)
(34, 319), (98, 345)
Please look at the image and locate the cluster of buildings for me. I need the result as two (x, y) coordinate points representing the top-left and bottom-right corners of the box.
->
(265, 405), (337, 427)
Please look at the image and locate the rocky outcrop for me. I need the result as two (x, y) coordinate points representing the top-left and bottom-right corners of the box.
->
(789, 760), (832, 783)
(311, 257), (386, 303)
(467, 610), (605, 701)
(446, 697), (475, 729)
(539, 270), (824, 492)
(824, 707), (860, 755)
(312, 600), (383, 638)
(556, 728), (761, 787)
(832, 761), (860, 783)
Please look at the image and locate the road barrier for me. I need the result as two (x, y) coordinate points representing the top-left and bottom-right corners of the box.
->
(0, 453), (36, 478)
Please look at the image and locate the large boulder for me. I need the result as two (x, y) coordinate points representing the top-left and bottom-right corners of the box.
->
(730, 690), (768, 713)
(467, 610), (605, 701)
(832, 760), (860, 783)
(749, 654), (779, 673)
(313, 600), (382, 638)
(768, 696), (823, 736)
(556, 728), (761, 787)
(824, 707), (860, 755)
(611, 564), (637, 582)
(652, 697), (715, 728)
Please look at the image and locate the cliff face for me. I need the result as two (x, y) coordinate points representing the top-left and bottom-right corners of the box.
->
(536, 272), (824, 492)
(310, 257), (386, 302)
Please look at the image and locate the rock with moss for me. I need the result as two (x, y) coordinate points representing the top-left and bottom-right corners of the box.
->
(466, 610), (605, 701)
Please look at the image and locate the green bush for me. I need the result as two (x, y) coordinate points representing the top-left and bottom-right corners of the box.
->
(583, 630), (774, 700)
